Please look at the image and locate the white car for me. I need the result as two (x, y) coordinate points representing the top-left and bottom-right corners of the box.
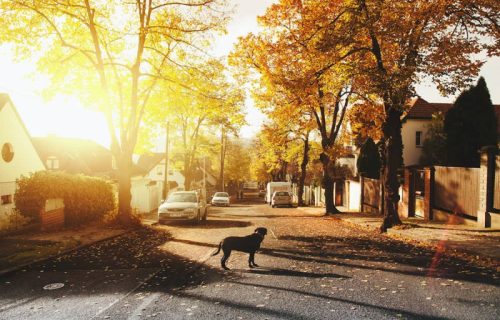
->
(271, 191), (293, 208)
(211, 192), (230, 207)
(158, 191), (207, 224)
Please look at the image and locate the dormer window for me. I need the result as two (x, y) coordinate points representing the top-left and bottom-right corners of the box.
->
(1, 143), (14, 162)
(46, 156), (59, 170)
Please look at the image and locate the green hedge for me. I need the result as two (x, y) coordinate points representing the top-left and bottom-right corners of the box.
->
(15, 171), (115, 227)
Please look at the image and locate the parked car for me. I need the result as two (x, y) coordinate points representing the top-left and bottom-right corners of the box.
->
(211, 192), (230, 207)
(158, 191), (207, 224)
(271, 191), (293, 208)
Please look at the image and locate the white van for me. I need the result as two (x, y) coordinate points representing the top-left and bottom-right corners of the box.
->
(265, 182), (291, 204)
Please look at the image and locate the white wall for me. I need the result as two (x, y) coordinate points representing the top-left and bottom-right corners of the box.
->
(0, 101), (45, 217)
(401, 119), (429, 166)
(347, 180), (361, 211)
(131, 177), (161, 214)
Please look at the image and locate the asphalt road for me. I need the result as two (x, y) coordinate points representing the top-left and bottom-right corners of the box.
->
(0, 199), (499, 319)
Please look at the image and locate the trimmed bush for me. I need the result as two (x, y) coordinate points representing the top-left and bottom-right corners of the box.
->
(15, 171), (115, 227)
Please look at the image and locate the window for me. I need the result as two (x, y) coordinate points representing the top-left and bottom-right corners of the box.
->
(1, 143), (14, 162)
(46, 156), (59, 169)
(415, 131), (423, 147)
(1, 195), (13, 205)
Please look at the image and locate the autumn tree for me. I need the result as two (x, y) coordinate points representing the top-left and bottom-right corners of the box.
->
(224, 138), (253, 190)
(0, 0), (229, 224)
(317, 0), (499, 231)
(231, 0), (357, 214)
(151, 61), (244, 191)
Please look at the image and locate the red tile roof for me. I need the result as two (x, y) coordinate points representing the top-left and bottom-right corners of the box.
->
(404, 97), (500, 135)
(404, 97), (453, 119)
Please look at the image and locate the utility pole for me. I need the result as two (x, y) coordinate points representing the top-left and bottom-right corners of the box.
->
(162, 122), (170, 200)
(203, 156), (207, 200)
(219, 125), (225, 192)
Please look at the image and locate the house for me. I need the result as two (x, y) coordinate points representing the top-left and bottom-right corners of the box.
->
(0, 94), (45, 217)
(131, 153), (185, 213)
(32, 136), (115, 178)
(402, 97), (500, 166)
(131, 153), (219, 213)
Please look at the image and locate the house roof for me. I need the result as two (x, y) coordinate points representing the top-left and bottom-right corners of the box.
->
(32, 136), (113, 175)
(404, 97), (453, 120)
(137, 153), (165, 173)
(404, 97), (500, 135)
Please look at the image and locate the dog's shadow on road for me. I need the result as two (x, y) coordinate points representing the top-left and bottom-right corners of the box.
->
(243, 267), (349, 279)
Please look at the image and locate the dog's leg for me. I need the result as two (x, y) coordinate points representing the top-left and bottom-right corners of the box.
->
(249, 252), (259, 268)
(221, 249), (231, 270)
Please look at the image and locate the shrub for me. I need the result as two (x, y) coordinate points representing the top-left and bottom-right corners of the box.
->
(15, 171), (115, 227)
(357, 138), (381, 179)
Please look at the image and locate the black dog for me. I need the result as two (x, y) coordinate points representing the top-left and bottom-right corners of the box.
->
(211, 227), (268, 270)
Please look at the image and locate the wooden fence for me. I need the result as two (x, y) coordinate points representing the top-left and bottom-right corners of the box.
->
(434, 166), (480, 217)
(362, 177), (380, 211)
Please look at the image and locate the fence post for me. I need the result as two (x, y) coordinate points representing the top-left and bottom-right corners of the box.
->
(477, 146), (497, 228)
(407, 168), (416, 217)
(378, 179), (384, 215)
(401, 168), (411, 218)
(423, 167), (434, 221)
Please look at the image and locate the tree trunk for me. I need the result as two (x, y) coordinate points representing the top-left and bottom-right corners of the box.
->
(298, 135), (310, 206)
(320, 153), (340, 214)
(380, 107), (403, 232)
(184, 153), (192, 191)
(117, 151), (133, 226)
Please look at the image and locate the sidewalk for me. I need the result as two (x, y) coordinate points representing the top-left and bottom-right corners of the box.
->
(0, 223), (128, 276)
(296, 206), (500, 266)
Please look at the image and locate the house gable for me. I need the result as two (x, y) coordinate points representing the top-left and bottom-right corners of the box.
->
(0, 93), (45, 183)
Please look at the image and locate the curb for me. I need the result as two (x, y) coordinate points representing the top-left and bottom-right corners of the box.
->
(0, 228), (133, 278)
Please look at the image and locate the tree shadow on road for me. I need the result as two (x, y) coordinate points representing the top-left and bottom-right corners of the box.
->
(172, 281), (449, 320)
(260, 235), (499, 285)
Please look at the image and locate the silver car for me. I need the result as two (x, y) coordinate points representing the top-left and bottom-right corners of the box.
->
(158, 191), (207, 224)
(271, 191), (293, 208)
(211, 192), (230, 207)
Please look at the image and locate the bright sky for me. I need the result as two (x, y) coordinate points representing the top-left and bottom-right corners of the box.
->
(1, 0), (498, 148)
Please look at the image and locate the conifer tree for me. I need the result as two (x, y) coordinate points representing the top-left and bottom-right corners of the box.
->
(444, 77), (497, 167)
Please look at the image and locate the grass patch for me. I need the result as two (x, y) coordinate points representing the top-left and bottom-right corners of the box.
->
(0, 238), (80, 270)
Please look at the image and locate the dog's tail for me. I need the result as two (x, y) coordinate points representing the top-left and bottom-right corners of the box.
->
(211, 242), (222, 256)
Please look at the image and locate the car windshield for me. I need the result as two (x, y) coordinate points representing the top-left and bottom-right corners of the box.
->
(214, 192), (229, 197)
(166, 193), (197, 203)
(275, 192), (289, 196)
